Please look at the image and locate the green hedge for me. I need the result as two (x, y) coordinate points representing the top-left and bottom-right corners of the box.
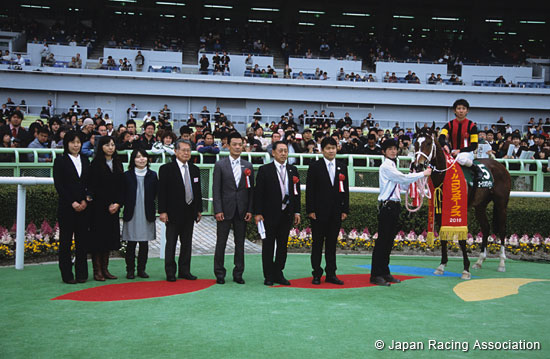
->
(246, 193), (550, 240)
(0, 185), (58, 228)
(0, 186), (548, 238)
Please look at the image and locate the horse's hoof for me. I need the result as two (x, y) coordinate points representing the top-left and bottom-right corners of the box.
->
(472, 263), (482, 270)
(497, 266), (506, 273)
(461, 271), (471, 280)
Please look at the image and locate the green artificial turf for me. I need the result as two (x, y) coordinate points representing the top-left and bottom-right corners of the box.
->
(1, 254), (549, 359)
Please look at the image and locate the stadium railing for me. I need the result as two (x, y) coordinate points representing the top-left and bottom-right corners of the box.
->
(0, 148), (548, 215)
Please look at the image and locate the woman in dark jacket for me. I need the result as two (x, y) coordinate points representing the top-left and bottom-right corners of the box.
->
(122, 149), (158, 279)
(88, 136), (124, 281)
(53, 131), (90, 284)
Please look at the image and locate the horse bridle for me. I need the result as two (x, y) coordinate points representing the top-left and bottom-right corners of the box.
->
(414, 134), (436, 170)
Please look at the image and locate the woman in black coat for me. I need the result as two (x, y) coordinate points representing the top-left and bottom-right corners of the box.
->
(53, 131), (90, 284)
(122, 149), (158, 279)
(88, 136), (124, 281)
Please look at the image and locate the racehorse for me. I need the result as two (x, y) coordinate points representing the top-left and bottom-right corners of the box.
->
(412, 123), (512, 279)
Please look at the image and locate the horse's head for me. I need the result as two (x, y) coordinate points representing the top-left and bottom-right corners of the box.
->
(413, 122), (436, 172)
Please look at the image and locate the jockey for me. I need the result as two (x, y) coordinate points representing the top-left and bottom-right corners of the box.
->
(438, 99), (484, 182)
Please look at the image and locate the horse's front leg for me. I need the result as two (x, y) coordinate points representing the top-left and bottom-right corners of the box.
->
(434, 240), (448, 275)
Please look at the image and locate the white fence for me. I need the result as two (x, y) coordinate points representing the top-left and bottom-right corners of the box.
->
(2, 177), (550, 270)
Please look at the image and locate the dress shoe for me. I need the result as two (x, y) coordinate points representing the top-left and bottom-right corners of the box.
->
(370, 276), (391, 286)
(275, 277), (291, 286)
(63, 279), (77, 284)
(138, 271), (150, 279)
(76, 278), (87, 284)
(178, 273), (197, 280)
(166, 276), (177, 282)
(312, 277), (321, 285)
(325, 276), (344, 285)
(264, 280), (274, 286)
(216, 278), (225, 284)
(384, 275), (401, 283)
(233, 278), (245, 284)
(126, 272), (135, 279)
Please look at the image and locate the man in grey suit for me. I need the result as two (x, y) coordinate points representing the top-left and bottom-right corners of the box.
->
(213, 132), (254, 284)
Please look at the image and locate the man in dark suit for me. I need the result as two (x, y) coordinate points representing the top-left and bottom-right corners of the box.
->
(1, 110), (31, 147)
(254, 141), (301, 286)
(213, 132), (254, 284)
(306, 137), (349, 285)
(158, 140), (203, 282)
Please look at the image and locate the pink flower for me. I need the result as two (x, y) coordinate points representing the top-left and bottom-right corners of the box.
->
(363, 227), (370, 235)
(26, 222), (37, 235)
(40, 220), (53, 236)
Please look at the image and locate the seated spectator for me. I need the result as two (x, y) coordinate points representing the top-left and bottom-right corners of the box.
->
(75, 53), (82, 68)
(404, 70), (413, 82)
(383, 71), (390, 82)
(44, 53), (56, 66)
(116, 131), (137, 151)
(366, 74), (375, 82)
(389, 72), (398, 83)
(410, 72), (420, 84)
(27, 127), (52, 162)
(0, 130), (15, 161)
(495, 75), (506, 84)
(143, 111), (152, 123)
(297, 71), (304, 80)
(427, 73), (437, 84)
(106, 56), (116, 68)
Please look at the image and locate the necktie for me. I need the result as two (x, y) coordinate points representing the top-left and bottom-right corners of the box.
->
(232, 160), (241, 187)
(12, 127), (17, 138)
(183, 164), (193, 204)
(278, 164), (287, 209)
(328, 162), (334, 186)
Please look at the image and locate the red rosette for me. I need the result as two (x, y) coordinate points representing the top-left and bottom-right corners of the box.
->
(244, 168), (251, 176)
(339, 173), (346, 181)
(293, 176), (300, 184)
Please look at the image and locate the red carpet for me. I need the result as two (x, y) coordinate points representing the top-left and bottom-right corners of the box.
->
(51, 279), (216, 302)
(273, 274), (421, 289)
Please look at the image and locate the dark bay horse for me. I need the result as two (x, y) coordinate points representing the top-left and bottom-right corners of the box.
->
(413, 123), (512, 279)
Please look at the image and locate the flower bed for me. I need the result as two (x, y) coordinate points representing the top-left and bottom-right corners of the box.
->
(286, 228), (550, 260)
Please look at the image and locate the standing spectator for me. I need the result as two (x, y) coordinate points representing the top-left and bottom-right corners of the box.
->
(88, 136), (124, 281)
(151, 131), (176, 157)
(253, 107), (262, 123)
(200, 106), (211, 121)
(27, 127), (52, 163)
(197, 132), (220, 157)
(53, 132), (90, 284)
(221, 51), (230, 67)
(199, 54), (209, 74)
(245, 54), (253, 71)
(122, 149), (158, 279)
(1, 110), (31, 147)
(283, 64), (292, 79)
(139, 122), (156, 150)
(158, 140), (203, 282)
(127, 103), (138, 120)
(135, 51), (145, 72)
(40, 43), (50, 66)
(213, 133), (254, 284)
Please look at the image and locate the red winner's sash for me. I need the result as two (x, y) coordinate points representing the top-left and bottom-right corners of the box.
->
(439, 154), (468, 241)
